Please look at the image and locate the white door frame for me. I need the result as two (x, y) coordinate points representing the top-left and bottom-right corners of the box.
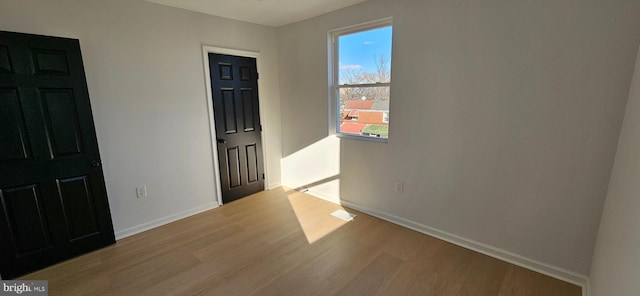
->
(202, 45), (270, 206)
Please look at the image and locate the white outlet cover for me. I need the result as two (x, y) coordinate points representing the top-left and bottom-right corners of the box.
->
(331, 209), (356, 221)
(136, 186), (147, 198)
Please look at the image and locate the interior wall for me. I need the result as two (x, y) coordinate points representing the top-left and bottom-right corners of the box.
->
(277, 0), (640, 276)
(589, 47), (640, 296)
(0, 0), (282, 237)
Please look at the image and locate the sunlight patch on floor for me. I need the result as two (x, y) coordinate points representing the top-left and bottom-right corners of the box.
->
(286, 190), (352, 244)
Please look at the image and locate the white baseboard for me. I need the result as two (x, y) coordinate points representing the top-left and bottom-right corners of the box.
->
(338, 199), (590, 296)
(584, 279), (591, 296)
(295, 190), (591, 296)
(268, 181), (282, 190)
(281, 182), (340, 204)
(305, 189), (341, 204)
(114, 202), (219, 240)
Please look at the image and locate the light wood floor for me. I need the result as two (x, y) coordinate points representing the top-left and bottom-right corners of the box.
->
(21, 187), (581, 295)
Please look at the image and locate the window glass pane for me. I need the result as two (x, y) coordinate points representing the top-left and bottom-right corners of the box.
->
(338, 86), (390, 139)
(339, 86), (390, 107)
(332, 20), (392, 140)
(338, 26), (392, 85)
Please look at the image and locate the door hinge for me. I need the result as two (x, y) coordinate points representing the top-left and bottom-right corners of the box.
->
(256, 72), (260, 79)
(262, 173), (265, 180)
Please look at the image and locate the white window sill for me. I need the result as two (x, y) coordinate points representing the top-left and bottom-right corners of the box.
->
(336, 133), (388, 143)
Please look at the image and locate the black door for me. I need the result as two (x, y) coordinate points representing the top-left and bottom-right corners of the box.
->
(0, 31), (115, 279)
(209, 54), (265, 204)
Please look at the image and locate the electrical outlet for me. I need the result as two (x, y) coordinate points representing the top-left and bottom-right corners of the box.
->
(136, 185), (147, 198)
(395, 182), (404, 193)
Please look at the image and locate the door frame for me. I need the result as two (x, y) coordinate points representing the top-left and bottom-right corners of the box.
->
(202, 45), (270, 206)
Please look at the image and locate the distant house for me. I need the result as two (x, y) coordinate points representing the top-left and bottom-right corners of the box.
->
(342, 100), (388, 124)
(353, 111), (387, 125)
(345, 100), (375, 110)
(339, 122), (367, 135)
(343, 110), (359, 121)
(371, 100), (389, 111)
(340, 100), (389, 137)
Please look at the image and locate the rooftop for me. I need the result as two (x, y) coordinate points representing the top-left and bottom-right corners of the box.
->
(339, 122), (367, 134)
(345, 100), (375, 110)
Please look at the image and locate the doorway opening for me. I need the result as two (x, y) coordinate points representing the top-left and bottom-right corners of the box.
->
(202, 46), (268, 205)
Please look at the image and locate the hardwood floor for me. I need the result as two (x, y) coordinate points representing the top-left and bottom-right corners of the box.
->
(21, 187), (581, 295)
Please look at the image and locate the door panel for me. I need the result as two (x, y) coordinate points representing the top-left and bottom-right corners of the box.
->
(0, 31), (115, 279)
(246, 144), (259, 183)
(221, 88), (238, 134)
(209, 53), (264, 203)
(32, 49), (70, 76)
(0, 46), (13, 73)
(226, 146), (242, 189)
(0, 184), (52, 255)
(239, 66), (251, 81)
(57, 176), (99, 240)
(241, 89), (255, 131)
(41, 89), (84, 157)
(218, 63), (233, 80)
(0, 88), (30, 161)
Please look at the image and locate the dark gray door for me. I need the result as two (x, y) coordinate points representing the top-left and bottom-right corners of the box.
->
(0, 31), (115, 279)
(209, 53), (265, 204)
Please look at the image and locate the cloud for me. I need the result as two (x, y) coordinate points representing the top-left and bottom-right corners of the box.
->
(340, 64), (362, 70)
(363, 41), (375, 45)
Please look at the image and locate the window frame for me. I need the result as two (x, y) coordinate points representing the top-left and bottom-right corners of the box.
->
(328, 17), (393, 142)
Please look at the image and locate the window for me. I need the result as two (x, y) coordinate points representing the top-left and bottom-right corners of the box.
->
(329, 18), (392, 140)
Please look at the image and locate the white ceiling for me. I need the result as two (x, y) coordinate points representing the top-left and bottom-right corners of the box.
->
(145, 0), (369, 27)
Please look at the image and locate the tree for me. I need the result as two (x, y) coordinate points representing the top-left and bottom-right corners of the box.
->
(339, 55), (390, 106)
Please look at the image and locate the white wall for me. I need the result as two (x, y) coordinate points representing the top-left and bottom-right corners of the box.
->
(590, 47), (640, 296)
(278, 0), (640, 277)
(0, 0), (282, 237)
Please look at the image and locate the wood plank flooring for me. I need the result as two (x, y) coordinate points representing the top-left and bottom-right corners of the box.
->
(20, 187), (582, 295)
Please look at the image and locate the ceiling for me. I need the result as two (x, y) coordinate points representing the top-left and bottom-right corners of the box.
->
(145, 0), (369, 27)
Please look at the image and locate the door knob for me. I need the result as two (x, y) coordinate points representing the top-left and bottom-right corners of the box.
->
(216, 138), (226, 144)
(90, 160), (102, 167)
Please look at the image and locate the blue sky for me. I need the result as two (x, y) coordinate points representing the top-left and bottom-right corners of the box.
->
(339, 26), (392, 74)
